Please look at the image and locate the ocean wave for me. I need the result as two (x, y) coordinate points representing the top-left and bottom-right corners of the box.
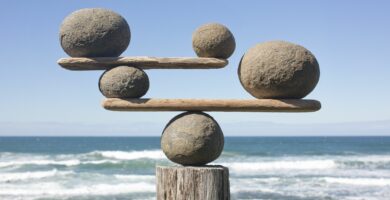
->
(221, 160), (337, 173)
(218, 155), (390, 172)
(3, 151), (390, 171)
(82, 159), (121, 165)
(337, 155), (390, 169)
(349, 155), (390, 162)
(323, 177), (390, 186)
(0, 150), (165, 168)
(0, 182), (155, 196)
(0, 169), (74, 182)
(91, 150), (165, 160)
(0, 159), (125, 168)
(229, 176), (390, 200)
(114, 174), (155, 181)
(0, 159), (80, 168)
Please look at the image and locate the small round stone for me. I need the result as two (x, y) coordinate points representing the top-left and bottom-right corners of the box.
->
(99, 66), (149, 98)
(238, 41), (320, 99)
(161, 112), (224, 166)
(60, 8), (130, 57)
(192, 23), (235, 59)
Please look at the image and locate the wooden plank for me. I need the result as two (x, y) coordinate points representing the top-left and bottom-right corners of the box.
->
(102, 98), (321, 112)
(57, 57), (228, 70)
(156, 165), (230, 200)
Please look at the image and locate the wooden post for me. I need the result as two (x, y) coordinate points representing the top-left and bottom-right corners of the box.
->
(156, 165), (230, 200)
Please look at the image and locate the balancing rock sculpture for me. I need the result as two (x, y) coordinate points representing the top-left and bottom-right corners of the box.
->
(58, 8), (321, 200)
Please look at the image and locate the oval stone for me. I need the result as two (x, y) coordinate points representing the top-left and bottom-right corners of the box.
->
(192, 23), (235, 59)
(60, 8), (130, 57)
(161, 112), (224, 166)
(99, 66), (149, 98)
(238, 41), (320, 99)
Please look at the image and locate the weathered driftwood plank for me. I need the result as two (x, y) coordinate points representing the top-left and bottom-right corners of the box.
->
(102, 98), (321, 112)
(57, 57), (228, 70)
(156, 165), (230, 200)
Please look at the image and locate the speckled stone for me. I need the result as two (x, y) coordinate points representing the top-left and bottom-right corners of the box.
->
(60, 8), (130, 57)
(99, 66), (149, 98)
(238, 41), (320, 99)
(161, 112), (224, 166)
(192, 23), (235, 59)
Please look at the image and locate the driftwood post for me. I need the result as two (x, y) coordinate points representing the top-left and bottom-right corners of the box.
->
(156, 165), (230, 200)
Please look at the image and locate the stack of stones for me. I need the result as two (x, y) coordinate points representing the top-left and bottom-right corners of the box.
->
(59, 8), (320, 167)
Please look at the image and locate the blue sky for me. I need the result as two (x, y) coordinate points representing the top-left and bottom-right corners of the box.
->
(0, 0), (389, 136)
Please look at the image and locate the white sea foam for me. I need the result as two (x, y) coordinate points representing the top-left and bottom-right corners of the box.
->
(347, 155), (390, 163)
(0, 182), (155, 196)
(0, 149), (165, 168)
(0, 159), (80, 168)
(230, 177), (281, 193)
(114, 174), (155, 181)
(221, 160), (337, 173)
(323, 177), (390, 186)
(94, 150), (165, 160)
(82, 159), (120, 165)
(230, 186), (278, 194)
(0, 169), (74, 182)
(0, 159), (127, 168)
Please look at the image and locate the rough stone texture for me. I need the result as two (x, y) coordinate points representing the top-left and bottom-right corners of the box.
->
(161, 112), (224, 166)
(192, 23), (235, 59)
(60, 8), (130, 57)
(99, 66), (149, 98)
(58, 56), (228, 70)
(102, 98), (321, 112)
(156, 165), (230, 200)
(238, 41), (320, 99)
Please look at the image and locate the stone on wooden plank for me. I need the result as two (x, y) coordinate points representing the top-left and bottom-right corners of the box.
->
(60, 8), (130, 57)
(192, 23), (236, 59)
(238, 41), (320, 99)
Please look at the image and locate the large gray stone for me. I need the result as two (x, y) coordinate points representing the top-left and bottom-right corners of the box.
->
(60, 8), (130, 57)
(161, 112), (224, 166)
(99, 66), (149, 98)
(238, 41), (320, 99)
(192, 23), (235, 59)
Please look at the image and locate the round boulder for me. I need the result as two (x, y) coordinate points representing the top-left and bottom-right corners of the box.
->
(99, 66), (149, 98)
(238, 41), (320, 99)
(192, 23), (235, 59)
(60, 8), (130, 57)
(161, 112), (224, 166)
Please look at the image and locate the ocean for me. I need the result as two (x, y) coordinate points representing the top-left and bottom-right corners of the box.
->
(0, 137), (389, 200)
